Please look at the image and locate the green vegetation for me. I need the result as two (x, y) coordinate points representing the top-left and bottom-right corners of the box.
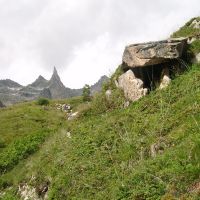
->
(172, 17), (200, 38)
(36, 98), (50, 106)
(0, 131), (48, 174)
(0, 17), (200, 200)
(189, 39), (200, 54)
(172, 17), (200, 63)
(0, 63), (200, 199)
(82, 84), (91, 102)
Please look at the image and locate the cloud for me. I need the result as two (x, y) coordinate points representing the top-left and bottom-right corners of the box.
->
(0, 0), (199, 88)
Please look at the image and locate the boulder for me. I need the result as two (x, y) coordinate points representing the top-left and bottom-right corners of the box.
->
(122, 38), (187, 68)
(190, 18), (200, 29)
(159, 67), (171, 89)
(192, 53), (200, 63)
(118, 70), (148, 102)
(105, 90), (112, 100)
(67, 111), (79, 120)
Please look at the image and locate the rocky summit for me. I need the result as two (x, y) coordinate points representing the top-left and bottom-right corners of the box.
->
(0, 68), (109, 105)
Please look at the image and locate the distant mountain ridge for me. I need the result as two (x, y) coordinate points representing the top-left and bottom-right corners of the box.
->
(0, 68), (109, 105)
(0, 79), (22, 88)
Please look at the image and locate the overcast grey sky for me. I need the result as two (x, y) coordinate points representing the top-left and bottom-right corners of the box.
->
(0, 0), (199, 88)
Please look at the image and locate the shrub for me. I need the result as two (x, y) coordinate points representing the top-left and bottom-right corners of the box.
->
(36, 98), (50, 106)
(82, 84), (91, 102)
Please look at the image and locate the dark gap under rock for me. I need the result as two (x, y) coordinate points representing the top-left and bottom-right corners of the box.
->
(121, 59), (184, 91)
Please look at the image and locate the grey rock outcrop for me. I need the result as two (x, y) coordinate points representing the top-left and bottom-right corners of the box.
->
(192, 53), (200, 63)
(118, 70), (148, 101)
(123, 38), (187, 68)
(159, 67), (171, 89)
(117, 38), (187, 102)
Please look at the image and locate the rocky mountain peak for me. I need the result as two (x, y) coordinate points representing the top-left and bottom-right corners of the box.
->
(48, 67), (66, 98)
(91, 75), (109, 94)
(49, 67), (64, 87)
(30, 75), (48, 88)
(51, 67), (60, 80)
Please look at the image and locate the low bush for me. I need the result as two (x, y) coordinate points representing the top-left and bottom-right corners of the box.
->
(36, 98), (50, 106)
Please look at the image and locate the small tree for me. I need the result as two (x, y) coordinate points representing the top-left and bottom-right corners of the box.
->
(82, 84), (91, 102)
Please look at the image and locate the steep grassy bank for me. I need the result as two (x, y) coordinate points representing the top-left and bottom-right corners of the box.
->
(1, 64), (200, 199)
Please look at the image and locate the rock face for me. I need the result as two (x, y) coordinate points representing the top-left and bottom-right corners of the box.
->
(48, 67), (67, 99)
(123, 38), (187, 68)
(39, 88), (52, 99)
(90, 75), (109, 94)
(30, 75), (48, 88)
(118, 70), (148, 101)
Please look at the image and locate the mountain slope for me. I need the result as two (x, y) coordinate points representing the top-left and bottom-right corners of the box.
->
(0, 63), (199, 199)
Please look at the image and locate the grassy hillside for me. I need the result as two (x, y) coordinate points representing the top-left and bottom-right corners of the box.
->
(1, 17), (200, 200)
(0, 63), (200, 200)
(172, 17), (200, 38)
(172, 17), (200, 63)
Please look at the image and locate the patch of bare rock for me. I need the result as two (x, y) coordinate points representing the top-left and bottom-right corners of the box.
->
(55, 103), (79, 120)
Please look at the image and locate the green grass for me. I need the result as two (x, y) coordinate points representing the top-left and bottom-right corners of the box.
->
(189, 39), (200, 54)
(1, 64), (200, 199)
(0, 102), (64, 149)
(171, 17), (200, 64)
(172, 17), (200, 38)
(0, 16), (200, 199)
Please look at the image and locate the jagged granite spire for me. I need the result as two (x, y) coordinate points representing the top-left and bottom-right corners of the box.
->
(52, 66), (58, 76)
(50, 67), (64, 86)
(48, 67), (66, 98)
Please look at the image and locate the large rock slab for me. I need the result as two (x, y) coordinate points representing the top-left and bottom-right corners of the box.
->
(123, 38), (187, 68)
(118, 70), (148, 102)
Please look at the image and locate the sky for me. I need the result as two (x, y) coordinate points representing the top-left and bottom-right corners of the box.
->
(0, 0), (199, 89)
